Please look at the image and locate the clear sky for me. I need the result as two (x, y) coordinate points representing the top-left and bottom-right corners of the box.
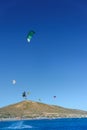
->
(0, 0), (87, 110)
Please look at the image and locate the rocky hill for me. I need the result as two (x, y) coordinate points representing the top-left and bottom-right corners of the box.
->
(0, 100), (87, 119)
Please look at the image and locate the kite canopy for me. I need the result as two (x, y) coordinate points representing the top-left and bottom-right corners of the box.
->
(38, 98), (41, 101)
(27, 91), (30, 95)
(22, 91), (27, 98)
(27, 31), (35, 42)
(22, 91), (30, 100)
(12, 80), (16, 85)
(53, 96), (56, 98)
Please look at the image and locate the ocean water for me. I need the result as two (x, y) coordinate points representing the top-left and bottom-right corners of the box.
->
(0, 118), (87, 130)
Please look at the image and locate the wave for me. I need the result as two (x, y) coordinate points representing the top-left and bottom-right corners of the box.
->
(2, 121), (33, 129)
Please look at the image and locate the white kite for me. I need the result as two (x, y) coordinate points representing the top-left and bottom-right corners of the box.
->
(12, 80), (16, 85)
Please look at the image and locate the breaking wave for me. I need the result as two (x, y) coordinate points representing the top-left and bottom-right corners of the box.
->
(3, 121), (33, 129)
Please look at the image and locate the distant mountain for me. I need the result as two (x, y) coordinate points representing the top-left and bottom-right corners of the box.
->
(0, 100), (87, 119)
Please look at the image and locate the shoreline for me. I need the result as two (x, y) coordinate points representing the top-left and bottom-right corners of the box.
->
(0, 116), (87, 122)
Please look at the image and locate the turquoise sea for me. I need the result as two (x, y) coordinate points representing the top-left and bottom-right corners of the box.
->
(0, 118), (87, 130)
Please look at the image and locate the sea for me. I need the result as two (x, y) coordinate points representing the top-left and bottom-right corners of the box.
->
(0, 118), (87, 130)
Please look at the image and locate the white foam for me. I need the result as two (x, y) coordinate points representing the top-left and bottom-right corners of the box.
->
(27, 38), (30, 42)
(4, 121), (33, 129)
(8, 125), (33, 129)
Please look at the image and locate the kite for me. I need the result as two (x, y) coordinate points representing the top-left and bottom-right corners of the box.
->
(27, 91), (30, 95)
(12, 80), (16, 85)
(38, 98), (41, 102)
(53, 96), (56, 98)
(22, 91), (27, 98)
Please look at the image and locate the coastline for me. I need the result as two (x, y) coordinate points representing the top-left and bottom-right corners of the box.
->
(0, 116), (87, 122)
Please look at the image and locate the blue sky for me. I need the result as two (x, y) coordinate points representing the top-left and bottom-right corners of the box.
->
(0, 0), (87, 110)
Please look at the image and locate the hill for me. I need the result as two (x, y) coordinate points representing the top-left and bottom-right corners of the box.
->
(0, 100), (87, 119)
